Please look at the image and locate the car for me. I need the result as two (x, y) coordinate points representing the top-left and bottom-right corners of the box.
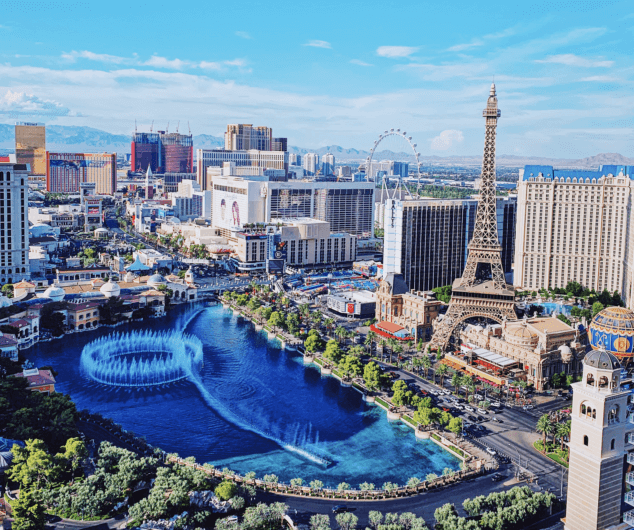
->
(429, 390), (439, 396)
(474, 394), (484, 401)
(490, 401), (501, 408)
(389, 371), (399, 379)
(523, 405), (534, 410)
(332, 505), (348, 514)
(467, 414), (479, 422)
(418, 389), (429, 396)
(486, 447), (497, 456)
(442, 389), (451, 395)
(477, 408), (488, 415)
(226, 516), (239, 523)
(442, 407), (452, 413)
(464, 405), (475, 412)
(477, 415), (486, 422)
(491, 473), (505, 482)
(454, 404), (464, 411)
(492, 417), (503, 423)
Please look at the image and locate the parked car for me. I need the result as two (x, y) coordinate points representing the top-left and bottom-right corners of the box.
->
(474, 394), (484, 401)
(486, 447), (497, 456)
(492, 417), (503, 423)
(464, 405), (475, 412)
(227, 516), (239, 523)
(523, 405), (534, 410)
(490, 401), (501, 408)
(442, 389), (451, 395)
(491, 473), (505, 482)
(332, 505), (348, 514)
(467, 414), (479, 422)
(477, 408), (488, 415)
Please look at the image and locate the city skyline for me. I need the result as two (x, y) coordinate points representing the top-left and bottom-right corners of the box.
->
(0, 0), (632, 158)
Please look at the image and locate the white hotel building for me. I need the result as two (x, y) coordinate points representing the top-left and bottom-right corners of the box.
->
(514, 165), (634, 308)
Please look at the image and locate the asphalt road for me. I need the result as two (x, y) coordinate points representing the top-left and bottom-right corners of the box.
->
(256, 469), (527, 526)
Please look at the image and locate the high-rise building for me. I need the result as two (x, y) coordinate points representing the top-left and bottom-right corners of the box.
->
(289, 153), (301, 166)
(0, 162), (30, 285)
(46, 152), (117, 195)
(272, 137), (287, 152)
(131, 132), (161, 173)
(131, 130), (193, 173)
(321, 153), (335, 176)
(565, 349), (631, 530)
(210, 176), (374, 237)
(196, 149), (289, 190)
(15, 122), (46, 176)
(225, 124), (272, 151)
(383, 197), (516, 293)
(514, 165), (634, 302)
(160, 132), (193, 173)
(171, 180), (211, 221)
(303, 153), (319, 176)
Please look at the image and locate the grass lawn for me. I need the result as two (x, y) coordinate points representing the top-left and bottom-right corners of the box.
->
(533, 440), (569, 468)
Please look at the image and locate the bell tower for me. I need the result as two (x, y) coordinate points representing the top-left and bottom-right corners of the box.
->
(565, 348), (631, 530)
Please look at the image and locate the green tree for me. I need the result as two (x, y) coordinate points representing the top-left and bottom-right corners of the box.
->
(363, 361), (382, 392)
(268, 311), (284, 332)
(557, 314), (571, 326)
(310, 514), (331, 530)
(309, 479), (323, 490)
(447, 417), (463, 436)
(335, 325), (347, 344)
(58, 437), (88, 473)
(369, 511), (383, 529)
(436, 363), (448, 386)
(9, 439), (60, 491)
(339, 355), (363, 380)
(592, 301), (605, 317)
(536, 414), (554, 448)
(336, 512), (358, 530)
(304, 334), (323, 353)
(337, 482), (351, 492)
(323, 339), (342, 365)
(215, 480), (238, 501)
(365, 330), (377, 353)
(406, 477), (421, 488)
(11, 488), (46, 530)
(290, 478), (303, 489)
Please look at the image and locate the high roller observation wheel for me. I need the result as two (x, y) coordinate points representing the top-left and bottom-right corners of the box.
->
(366, 128), (422, 189)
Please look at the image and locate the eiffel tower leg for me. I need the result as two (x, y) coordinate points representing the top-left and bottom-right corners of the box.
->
(430, 304), (464, 351)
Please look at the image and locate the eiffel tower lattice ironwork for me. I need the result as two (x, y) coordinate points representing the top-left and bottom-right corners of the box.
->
(430, 84), (516, 351)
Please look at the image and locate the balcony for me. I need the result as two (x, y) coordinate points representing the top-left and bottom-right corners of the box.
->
(624, 509), (634, 526)
(626, 472), (634, 486)
(628, 453), (634, 466)
(626, 491), (634, 506)
(628, 433), (634, 444)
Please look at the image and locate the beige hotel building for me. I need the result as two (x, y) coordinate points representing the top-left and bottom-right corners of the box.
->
(514, 165), (634, 308)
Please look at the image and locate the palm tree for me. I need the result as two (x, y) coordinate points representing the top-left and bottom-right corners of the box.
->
(387, 338), (398, 364)
(557, 421), (571, 451)
(436, 363), (448, 387)
(335, 325), (347, 344)
(536, 414), (553, 450)
(324, 318), (335, 337)
(394, 344), (404, 366)
(365, 330), (376, 354)
(378, 338), (387, 360)
(420, 356), (431, 378)
(311, 310), (323, 329)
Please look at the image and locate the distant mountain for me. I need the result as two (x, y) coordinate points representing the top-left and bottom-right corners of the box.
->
(0, 125), (631, 168)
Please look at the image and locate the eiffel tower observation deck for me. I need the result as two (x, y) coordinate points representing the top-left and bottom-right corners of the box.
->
(430, 84), (517, 351)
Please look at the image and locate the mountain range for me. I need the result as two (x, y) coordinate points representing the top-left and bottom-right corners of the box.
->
(1, 124), (632, 168)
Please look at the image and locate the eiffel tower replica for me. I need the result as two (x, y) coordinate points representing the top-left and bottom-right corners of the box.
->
(430, 83), (517, 351)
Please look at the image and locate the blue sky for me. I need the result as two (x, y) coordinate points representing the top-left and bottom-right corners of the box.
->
(0, 0), (632, 158)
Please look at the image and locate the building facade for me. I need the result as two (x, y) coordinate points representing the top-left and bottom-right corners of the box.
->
(303, 153), (319, 176)
(383, 196), (516, 292)
(514, 165), (634, 300)
(131, 132), (160, 172)
(321, 153), (335, 176)
(15, 122), (46, 175)
(0, 162), (30, 285)
(565, 350), (632, 530)
(272, 137), (287, 152)
(46, 152), (117, 195)
(460, 316), (586, 390)
(171, 180), (212, 221)
(211, 176), (375, 238)
(131, 131), (193, 173)
(196, 149), (288, 190)
(225, 124), (273, 151)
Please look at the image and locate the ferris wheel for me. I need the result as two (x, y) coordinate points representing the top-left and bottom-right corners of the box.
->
(365, 128), (422, 198)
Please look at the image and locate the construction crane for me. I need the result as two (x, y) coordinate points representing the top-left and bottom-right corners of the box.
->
(150, 120), (154, 133)
(188, 121), (191, 135)
(176, 121), (180, 133)
(166, 122), (169, 134)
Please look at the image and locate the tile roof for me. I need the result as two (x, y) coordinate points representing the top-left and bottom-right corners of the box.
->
(12, 369), (56, 387)
(375, 321), (406, 333)
(0, 335), (18, 346)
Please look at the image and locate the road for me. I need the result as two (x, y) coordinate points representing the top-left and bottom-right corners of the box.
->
(256, 470), (530, 526)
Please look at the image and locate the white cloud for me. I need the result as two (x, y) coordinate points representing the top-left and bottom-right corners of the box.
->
(235, 31), (252, 39)
(431, 130), (464, 151)
(535, 54), (614, 67)
(224, 58), (247, 67)
(144, 55), (190, 69)
(303, 40), (331, 49)
(447, 41), (483, 52)
(198, 61), (223, 70)
(448, 26), (519, 52)
(580, 75), (614, 81)
(62, 50), (131, 64)
(350, 59), (373, 67)
(0, 89), (75, 117)
(376, 46), (418, 58)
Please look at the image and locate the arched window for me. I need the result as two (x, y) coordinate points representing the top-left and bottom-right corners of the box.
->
(583, 435), (589, 446)
(587, 373), (595, 386)
(608, 405), (620, 424)
(611, 439), (615, 450)
(599, 376), (609, 388)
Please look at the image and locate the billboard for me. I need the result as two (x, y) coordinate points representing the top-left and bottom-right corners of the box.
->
(268, 234), (288, 260)
(214, 190), (248, 231)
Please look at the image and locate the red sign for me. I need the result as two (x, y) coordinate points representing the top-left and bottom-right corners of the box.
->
(347, 303), (355, 314)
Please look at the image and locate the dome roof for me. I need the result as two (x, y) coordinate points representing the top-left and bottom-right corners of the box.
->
(589, 306), (634, 359)
(559, 345), (573, 363)
(100, 279), (121, 298)
(43, 284), (65, 302)
(506, 324), (538, 339)
(147, 274), (167, 288)
(584, 348), (621, 370)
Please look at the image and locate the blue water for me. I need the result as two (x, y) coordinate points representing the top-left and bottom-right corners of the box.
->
(26, 303), (459, 487)
(536, 302), (575, 316)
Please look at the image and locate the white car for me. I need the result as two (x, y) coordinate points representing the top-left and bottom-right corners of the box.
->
(477, 408), (488, 415)
(523, 405), (534, 410)
(429, 390), (439, 396)
(442, 389), (451, 395)
(490, 401), (501, 408)
(486, 447), (497, 456)
(464, 405), (475, 412)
